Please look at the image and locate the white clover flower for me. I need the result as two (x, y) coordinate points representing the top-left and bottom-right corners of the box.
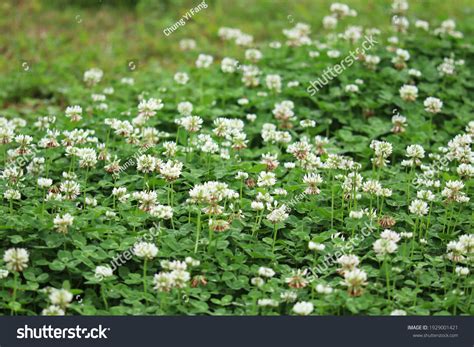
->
(292, 301), (314, 315)
(283, 22), (311, 47)
(170, 269), (190, 289)
(269, 41), (282, 49)
(380, 229), (401, 243)
(37, 178), (53, 188)
(251, 201), (265, 211)
(437, 57), (456, 76)
(179, 38), (196, 51)
(303, 173), (323, 195)
(395, 48), (410, 61)
(406, 70), (421, 79)
(221, 57), (239, 73)
(423, 97), (443, 114)
(149, 204), (173, 220)
(120, 77), (134, 85)
(370, 140), (393, 167)
(95, 265), (113, 279)
(373, 238), (398, 256)
(42, 305), (65, 316)
(258, 267), (275, 278)
(54, 213), (74, 234)
(177, 101), (193, 116)
(345, 84), (359, 93)
(258, 298), (279, 307)
(409, 199), (429, 216)
(246, 113), (257, 122)
(74, 147), (97, 168)
(133, 190), (159, 211)
(315, 284), (333, 294)
(251, 277), (265, 287)
(349, 210), (364, 219)
(337, 254), (360, 274)
(343, 268), (368, 295)
(280, 291), (298, 302)
(153, 272), (175, 292)
(392, 15), (409, 33)
(417, 190), (435, 202)
(163, 141), (178, 158)
(4, 248), (29, 272)
(257, 171), (276, 187)
(403, 144), (425, 167)
(399, 84), (418, 101)
(195, 54), (213, 68)
(138, 98), (163, 119)
(4, 189), (20, 200)
(133, 241), (158, 260)
(65, 105), (82, 122)
(0, 268), (9, 279)
(323, 15), (338, 29)
(265, 74), (282, 93)
(390, 309), (407, 316)
(174, 72), (189, 85)
(287, 81), (299, 88)
(83, 68), (103, 86)
(112, 187), (130, 203)
(235, 171), (249, 180)
(136, 154), (157, 173)
(392, 0), (409, 14)
(185, 257), (200, 267)
(266, 205), (289, 224)
(413, 19), (429, 30)
(162, 260), (187, 271)
(245, 49), (262, 63)
(330, 3), (352, 18)
(179, 115), (203, 132)
(327, 49), (341, 58)
(457, 163), (474, 178)
(363, 179), (382, 195)
(49, 288), (73, 308)
(455, 267), (470, 276)
(308, 241), (325, 251)
(85, 197), (97, 206)
(1, 166), (24, 184)
(159, 160), (183, 181)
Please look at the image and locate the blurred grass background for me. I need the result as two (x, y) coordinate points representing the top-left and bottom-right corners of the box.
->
(0, 0), (473, 106)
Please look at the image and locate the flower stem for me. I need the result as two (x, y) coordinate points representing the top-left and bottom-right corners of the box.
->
(330, 174), (335, 229)
(143, 259), (148, 296)
(101, 284), (109, 309)
(272, 224), (278, 254)
(11, 272), (18, 315)
(83, 168), (89, 207)
(194, 209), (202, 253)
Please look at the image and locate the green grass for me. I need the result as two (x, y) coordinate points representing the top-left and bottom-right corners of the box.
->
(1, 0), (473, 105)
